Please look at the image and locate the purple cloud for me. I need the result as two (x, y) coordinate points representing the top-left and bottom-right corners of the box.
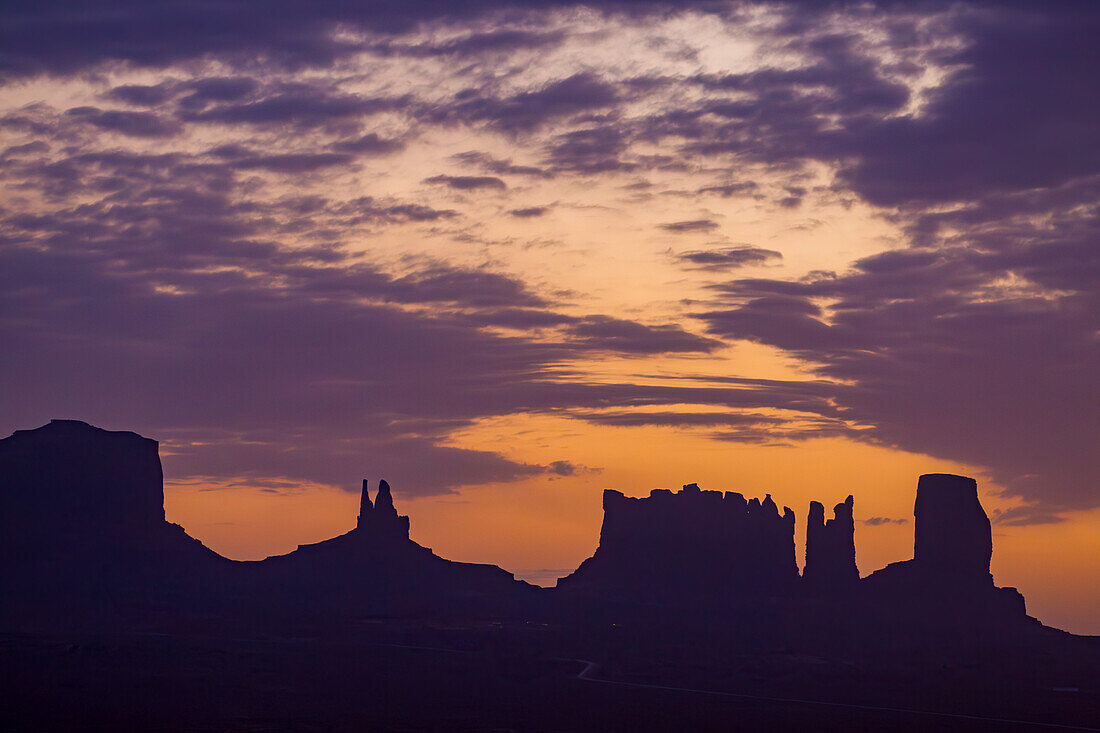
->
(675, 247), (782, 270)
(660, 219), (720, 234)
(423, 174), (507, 191)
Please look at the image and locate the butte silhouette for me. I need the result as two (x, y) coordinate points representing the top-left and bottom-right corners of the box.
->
(0, 419), (1042, 634)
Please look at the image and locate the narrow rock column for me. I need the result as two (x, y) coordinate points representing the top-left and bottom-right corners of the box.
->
(803, 495), (858, 590)
(831, 495), (858, 585)
(374, 479), (397, 518)
(804, 500), (826, 581)
(357, 479), (373, 529)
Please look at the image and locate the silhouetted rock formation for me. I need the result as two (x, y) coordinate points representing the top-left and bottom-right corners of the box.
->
(803, 495), (858, 591)
(913, 473), (992, 581)
(2, 419), (166, 542)
(0, 420), (1038, 634)
(357, 478), (373, 525)
(356, 479), (411, 539)
(555, 474), (1031, 630)
(557, 483), (798, 601)
(253, 477), (533, 617)
(0, 421), (533, 629)
(0, 420), (227, 629)
(864, 473), (1026, 619)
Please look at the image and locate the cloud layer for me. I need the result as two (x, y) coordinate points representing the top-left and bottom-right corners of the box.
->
(0, 1), (1095, 519)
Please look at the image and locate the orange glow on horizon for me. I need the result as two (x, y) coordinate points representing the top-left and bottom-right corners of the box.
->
(164, 422), (1100, 636)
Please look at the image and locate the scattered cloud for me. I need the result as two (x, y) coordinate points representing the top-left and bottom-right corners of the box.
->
(675, 246), (782, 270)
(861, 517), (908, 526)
(509, 206), (550, 218)
(660, 219), (719, 234)
(423, 174), (507, 191)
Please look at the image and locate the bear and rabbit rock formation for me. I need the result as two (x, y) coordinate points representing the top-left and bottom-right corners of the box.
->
(0, 419), (1035, 634)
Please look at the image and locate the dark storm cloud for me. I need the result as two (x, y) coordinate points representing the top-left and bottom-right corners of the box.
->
(675, 246), (782, 270)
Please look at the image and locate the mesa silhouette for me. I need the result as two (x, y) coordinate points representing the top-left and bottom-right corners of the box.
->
(0, 420), (1034, 633)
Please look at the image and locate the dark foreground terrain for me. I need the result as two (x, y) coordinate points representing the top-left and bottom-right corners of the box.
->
(2, 621), (1097, 732)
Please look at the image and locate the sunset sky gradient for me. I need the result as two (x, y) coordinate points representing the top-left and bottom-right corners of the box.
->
(1, 1), (1097, 632)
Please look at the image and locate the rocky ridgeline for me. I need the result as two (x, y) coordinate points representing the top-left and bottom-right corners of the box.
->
(558, 473), (1026, 619)
(0, 419), (1032, 629)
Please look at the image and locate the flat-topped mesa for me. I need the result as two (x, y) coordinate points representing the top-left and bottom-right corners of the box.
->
(356, 479), (410, 540)
(803, 495), (858, 591)
(0, 419), (167, 546)
(914, 473), (991, 581)
(558, 482), (799, 598)
(0, 419), (226, 627)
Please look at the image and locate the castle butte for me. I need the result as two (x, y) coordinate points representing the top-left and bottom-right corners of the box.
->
(557, 477), (1027, 621)
(0, 420), (1032, 631)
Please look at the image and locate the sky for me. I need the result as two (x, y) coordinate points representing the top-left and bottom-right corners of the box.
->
(1, 1), (1097, 633)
